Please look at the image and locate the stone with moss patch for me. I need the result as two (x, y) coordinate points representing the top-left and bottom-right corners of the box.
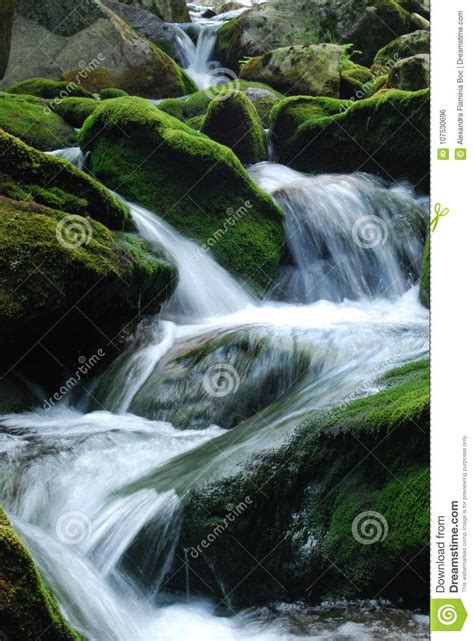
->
(373, 30), (430, 67)
(241, 44), (344, 98)
(168, 360), (429, 607)
(386, 53), (429, 91)
(0, 506), (84, 640)
(202, 91), (267, 165)
(100, 87), (129, 100)
(158, 81), (283, 130)
(0, 94), (77, 151)
(340, 59), (375, 99)
(6, 78), (94, 99)
(3, 1), (197, 99)
(270, 89), (429, 189)
(79, 97), (285, 292)
(0, 129), (132, 230)
(50, 97), (100, 129)
(0, 194), (177, 383)
(217, 0), (415, 71)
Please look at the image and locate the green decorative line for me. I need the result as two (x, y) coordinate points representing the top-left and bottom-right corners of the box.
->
(431, 203), (450, 232)
(431, 598), (468, 632)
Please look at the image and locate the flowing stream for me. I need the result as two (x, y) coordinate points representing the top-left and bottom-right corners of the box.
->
(0, 155), (429, 639)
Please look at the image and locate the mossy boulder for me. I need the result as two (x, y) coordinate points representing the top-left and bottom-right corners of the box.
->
(0, 507), (83, 641)
(419, 237), (429, 308)
(201, 91), (267, 165)
(158, 81), (283, 129)
(50, 98), (100, 129)
(79, 97), (285, 291)
(270, 89), (429, 189)
(0, 128), (132, 229)
(6, 78), (94, 99)
(0, 194), (177, 385)
(0, 0), (15, 79)
(373, 30), (430, 66)
(240, 44), (345, 98)
(100, 87), (129, 100)
(0, 94), (77, 151)
(216, 0), (415, 71)
(386, 53), (429, 91)
(170, 360), (429, 607)
(340, 59), (375, 99)
(3, 1), (196, 98)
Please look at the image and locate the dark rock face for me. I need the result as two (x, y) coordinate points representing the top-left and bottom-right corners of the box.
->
(0, 0), (15, 78)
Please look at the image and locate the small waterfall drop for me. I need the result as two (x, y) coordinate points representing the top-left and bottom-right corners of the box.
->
(47, 147), (86, 168)
(175, 23), (222, 89)
(249, 163), (428, 303)
(126, 199), (254, 320)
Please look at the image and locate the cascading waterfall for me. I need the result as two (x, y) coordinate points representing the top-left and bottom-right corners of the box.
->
(249, 163), (428, 303)
(0, 150), (429, 639)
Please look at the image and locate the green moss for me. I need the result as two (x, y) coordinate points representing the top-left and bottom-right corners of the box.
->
(61, 46), (197, 99)
(202, 91), (267, 165)
(50, 97), (99, 128)
(6, 77), (94, 99)
(79, 97), (285, 291)
(0, 195), (177, 377)
(175, 359), (429, 607)
(0, 129), (132, 230)
(100, 87), (129, 100)
(271, 89), (429, 189)
(0, 507), (83, 641)
(0, 94), (77, 151)
(159, 81), (283, 129)
(374, 29), (430, 66)
(419, 236), (430, 308)
(340, 59), (375, 98)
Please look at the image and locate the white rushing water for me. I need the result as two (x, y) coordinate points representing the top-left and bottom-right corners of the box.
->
(0, 155), (429, 639)
(174, 3), (249, 89)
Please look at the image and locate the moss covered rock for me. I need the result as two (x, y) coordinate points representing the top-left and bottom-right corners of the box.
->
(0, 194), (176, 384)
(216, 0), (415, 71)
(0, 94), (77, 151)
(340, 59), (375, 99)
(0, 507), (83, 641)
(100, 87), (129, 100)
(170, 360), (429, 607)
(3, 1), (196, 98)
(6, 78), (94, 99)
(0, 0), (15, 79)
(419, 237), (429, 308)
(159, 81), (283, 129)
(386, 53), (430, 91)
(270, 89), (429, 189)
(373, 29), (430, 66)
(201, 91), (267, 165)
(240, 44), (344, 98)
(0, 128), (132, 229)
(79, 97), (285, 291)
(50, 97), (100, 129)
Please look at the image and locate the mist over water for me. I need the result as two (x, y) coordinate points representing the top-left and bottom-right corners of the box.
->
(1, 147), (429, 634)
